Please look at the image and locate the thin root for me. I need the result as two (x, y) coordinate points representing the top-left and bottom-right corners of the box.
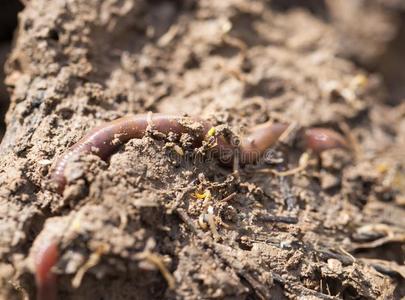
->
(137, 251), (176, 289)
(72, 246), (105, 288)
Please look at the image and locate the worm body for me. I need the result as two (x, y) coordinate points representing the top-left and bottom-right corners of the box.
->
(303, 128), (348, 153)
(52, 114), (210, 193)
(51, 113), (347, 193)
(35, 241), (59, 300)
(240, 122), (288, 164)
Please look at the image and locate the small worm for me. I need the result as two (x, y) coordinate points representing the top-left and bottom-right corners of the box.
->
(51, 113), (347, 193)
(303, 128), (348, 153)
(35, 240), (59, 300)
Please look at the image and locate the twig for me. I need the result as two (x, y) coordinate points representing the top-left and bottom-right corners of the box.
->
(257, 215), (298, 224)
(349, 234), (405, 250)
(338, 246), (356, 263)
(316, 248), (355, 266)
(287, 282), (338, 300)
(175, 208), (201, 237)
(168, 186), (196, 213)
(278, 121), (299, 145)
(360, 258), (405, 279)
(157, 25), (179, 47)
(220, 192), (237, 202)
(210, 243), (272, 300)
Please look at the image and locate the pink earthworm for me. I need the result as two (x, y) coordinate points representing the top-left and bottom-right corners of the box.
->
(51, 113), (347, 193)
(35, 240), (59, 300)
(303, 127), (348, 153)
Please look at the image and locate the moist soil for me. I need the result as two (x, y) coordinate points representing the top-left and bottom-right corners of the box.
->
(0, 0), (404, 299)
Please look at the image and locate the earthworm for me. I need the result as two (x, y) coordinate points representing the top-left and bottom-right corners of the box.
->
(51, 113), (347, 193)
(51, 114), (216, 193)
(35, 240), (59, 300)
(303, 128), (348, 153)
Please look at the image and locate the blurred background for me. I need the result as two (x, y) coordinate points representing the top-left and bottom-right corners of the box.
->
(0, 0), (404, 141)
(0, 0), (23, 140)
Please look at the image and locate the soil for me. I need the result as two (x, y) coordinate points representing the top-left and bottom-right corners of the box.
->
(0, 0), (404, 299)
(0, 0), (23, 140)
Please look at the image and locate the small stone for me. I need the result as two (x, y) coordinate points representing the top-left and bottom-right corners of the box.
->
(327, 258), (342, 274)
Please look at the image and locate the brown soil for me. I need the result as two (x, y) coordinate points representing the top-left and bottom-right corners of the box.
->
(0, 0), (23, 140)
(0, 0), (404, 299)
